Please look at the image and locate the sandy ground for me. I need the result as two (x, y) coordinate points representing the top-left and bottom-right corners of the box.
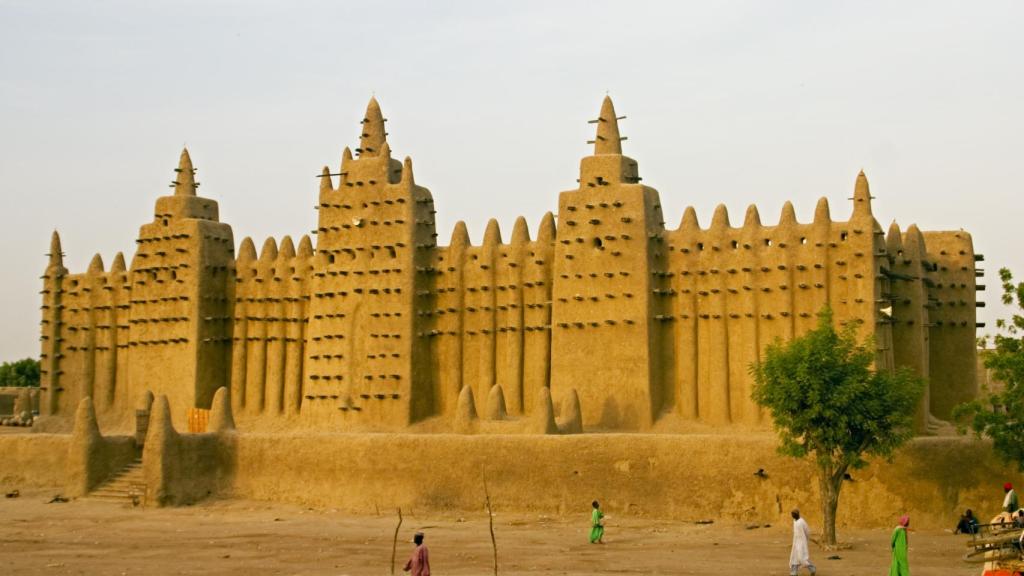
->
(0, 489), (981, 576)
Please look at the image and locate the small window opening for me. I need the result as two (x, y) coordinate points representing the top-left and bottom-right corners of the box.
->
(765, 239), (773, 247)
(697, 242), (704, 251)
(593, 237), (603, 249)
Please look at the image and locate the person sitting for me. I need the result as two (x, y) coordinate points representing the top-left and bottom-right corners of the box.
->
(955, 509), (979, 534)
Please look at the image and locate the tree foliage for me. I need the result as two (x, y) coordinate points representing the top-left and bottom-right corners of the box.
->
(0, 358), (40, 388)
(751, 307), (924, 544)
(954, 268), (1024, 469)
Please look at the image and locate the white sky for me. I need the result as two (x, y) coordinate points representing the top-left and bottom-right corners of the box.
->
(1, 0), (1021, 360)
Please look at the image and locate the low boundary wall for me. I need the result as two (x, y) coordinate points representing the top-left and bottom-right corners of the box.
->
(230, 433), (1020, 529)
(1, 429), (1017, 529)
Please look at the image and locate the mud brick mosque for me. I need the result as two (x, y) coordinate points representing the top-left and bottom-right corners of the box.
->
(37, 96), (981, 435)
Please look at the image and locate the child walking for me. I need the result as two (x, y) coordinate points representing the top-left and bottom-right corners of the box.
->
(589, 500), (605, 544)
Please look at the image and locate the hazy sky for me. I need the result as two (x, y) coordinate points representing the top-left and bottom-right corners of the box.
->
(1, 1), (1021, 360)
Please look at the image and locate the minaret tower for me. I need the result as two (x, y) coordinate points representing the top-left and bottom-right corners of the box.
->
(306, 97), (437, 427)
(40, 231), (68, 416)
(550, 97), (668, 430)
(126, 149), (235, 423)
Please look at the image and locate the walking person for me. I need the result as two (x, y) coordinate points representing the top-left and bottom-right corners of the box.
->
(789, 509), (816, 575)
(589, 500), (605, 544)
(403, 531), (430, 576)
(889, 515), (910, 576)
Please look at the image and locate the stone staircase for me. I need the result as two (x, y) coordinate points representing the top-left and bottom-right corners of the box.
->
(87, 458), (145, 505)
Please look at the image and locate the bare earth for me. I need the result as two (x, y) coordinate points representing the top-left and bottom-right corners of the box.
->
(0, 490), (977, 575)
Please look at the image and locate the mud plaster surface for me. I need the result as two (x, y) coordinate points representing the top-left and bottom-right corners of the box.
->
(0, 491), (977, 575)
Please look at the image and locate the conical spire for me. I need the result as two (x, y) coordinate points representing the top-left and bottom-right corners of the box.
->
(174, 148), (197, 196)
(592, 96), (623, 155)
(813, 197), (831, 223)
(278, 236), (296, 259)
(886, 221), (904, 255)
(87, 253), (104, 274)
(319, 166), (333, 193)
(511, 216), (530, 244)
(110, 252), (126, 273)
(537, 212), (556, 243)
(483, 218), (502, 246)
(779, 201), (797, 226)
(680, 206), (700, 230)
(237, 237), (257, 263)
(47, 230), (64, 268)
(208, 387), (236, 433)
(259, 237), (278, 262)
(400, 156), (415, 186)
(296, 235), (314, 258)
(711, 204), (730, 229)
(450, 220), (470, 249)
(903, 224), (926, 258)
(743, 205), (762, 227)
(853, 170), (872, 217)
(558, 389), (583, 434)
(358, 96), (387, 157)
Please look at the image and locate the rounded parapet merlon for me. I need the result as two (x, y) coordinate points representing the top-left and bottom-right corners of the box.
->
(296, 235), (314, 258)
(87, 253), (105, 275)
(537, 212), (556, 244)
(557, 389), (583, 434)
(531, 387), (558, 435)
(710, 204), (731, 230)
(486, 385), (507, 421)
(237, 237), (257, 263)
(208, 386), (236, 433)
(886, 221), (904, 256)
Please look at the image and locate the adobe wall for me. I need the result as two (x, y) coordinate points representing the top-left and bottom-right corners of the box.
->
(0, 434), (69, 489)
(227, 432), (1018, 530)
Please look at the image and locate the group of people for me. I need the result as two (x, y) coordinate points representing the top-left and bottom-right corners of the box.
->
(955, 481), (1019, 535)
(788, 509), (909, 576)
(403, 483), (1022, 575)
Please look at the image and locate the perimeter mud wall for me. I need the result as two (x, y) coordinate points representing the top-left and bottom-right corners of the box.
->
(1, 432), (1014, 530)
(228, 433), (1019, 530)
(0, 434), (69, 488)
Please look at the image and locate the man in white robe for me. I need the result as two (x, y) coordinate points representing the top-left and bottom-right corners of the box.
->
(790, 509), (817, 575)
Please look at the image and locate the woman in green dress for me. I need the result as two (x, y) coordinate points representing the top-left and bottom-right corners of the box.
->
(589, 500), (605, 544)
(889, 514), (910, 576)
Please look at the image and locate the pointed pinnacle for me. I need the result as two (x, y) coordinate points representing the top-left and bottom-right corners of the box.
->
(593, 96), (623, 155)
(853, 170), (872, 217)
(296, 235), (314, 258)
(111, 252), (127, 273)
(174, 148), (197, 196)
(48, 230), (63, 267)
(358, 96), (387, 158)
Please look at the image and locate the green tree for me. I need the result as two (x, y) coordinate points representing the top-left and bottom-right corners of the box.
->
(954, 268), (1024, 468)
(0, 358), (40, 388)
(751, 307), (924, 545)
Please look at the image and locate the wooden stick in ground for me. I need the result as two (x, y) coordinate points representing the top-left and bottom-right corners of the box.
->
(390, 507), (403, 576)
(483, 472), (498, 575)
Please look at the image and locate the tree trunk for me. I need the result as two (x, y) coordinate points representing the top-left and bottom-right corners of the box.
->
(818, 464), (844, 546)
